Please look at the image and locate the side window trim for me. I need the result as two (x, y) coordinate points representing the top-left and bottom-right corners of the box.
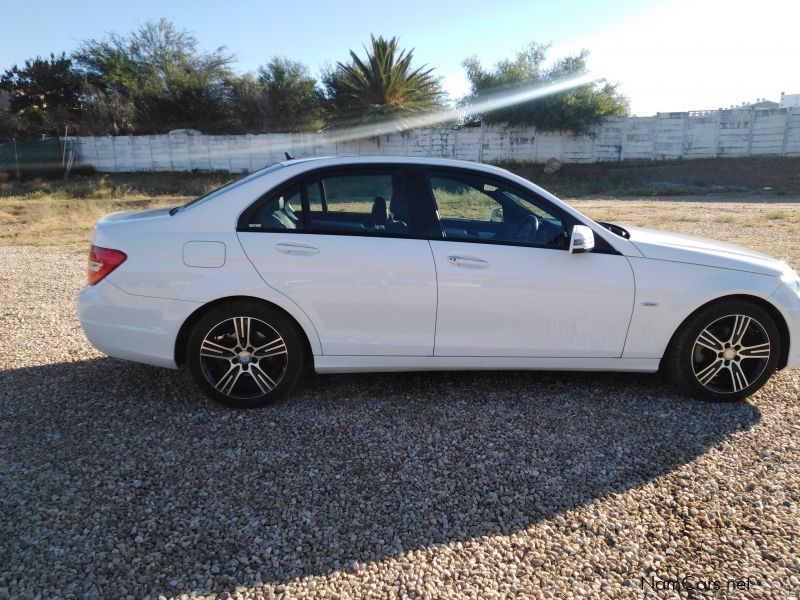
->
(236, 163), (622, 255)
(317, 181), (328, 213)
(300, 178), (311, 231)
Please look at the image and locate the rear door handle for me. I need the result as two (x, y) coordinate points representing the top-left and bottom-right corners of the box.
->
(275, 242), (320, 256)
(447, 255), (490, 268)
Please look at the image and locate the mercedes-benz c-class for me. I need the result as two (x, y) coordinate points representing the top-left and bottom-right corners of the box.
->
(78, 156), (800, 408)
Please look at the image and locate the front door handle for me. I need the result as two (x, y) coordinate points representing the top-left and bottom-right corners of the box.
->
(447, 255), (490, 268)
(275, 242), (320, 256)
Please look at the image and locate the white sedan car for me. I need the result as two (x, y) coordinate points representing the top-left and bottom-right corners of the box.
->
(78, 156), (800, 408)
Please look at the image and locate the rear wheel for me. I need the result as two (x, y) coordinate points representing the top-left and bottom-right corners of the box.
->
(665, 299), (780, 401)
(187, 301), (305, 408)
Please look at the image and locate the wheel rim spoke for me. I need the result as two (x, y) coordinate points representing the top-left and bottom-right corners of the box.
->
(234, 317), (251, 348)
(730, 315), (752, 346)
(696, 328), (725, 352)
(253, 337), (287, 358)
(695, 358), (725, 385)
(200, 338), (236, 360)
(739, 341), (770, 359)
(729, 361), (749, 392)
(215, 364), (243, 395)
(249, 363), (278, 394)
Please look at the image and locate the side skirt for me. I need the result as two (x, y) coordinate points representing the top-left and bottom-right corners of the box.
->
(314, 355), (660, 374)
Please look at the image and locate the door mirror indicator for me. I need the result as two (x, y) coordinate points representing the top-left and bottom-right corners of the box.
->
(569, 225), (595, 254)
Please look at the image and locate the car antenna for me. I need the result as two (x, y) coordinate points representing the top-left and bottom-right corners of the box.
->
(284, 152), (294, 160)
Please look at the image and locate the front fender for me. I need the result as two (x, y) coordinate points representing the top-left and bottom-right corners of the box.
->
(622, 257), (782, 360)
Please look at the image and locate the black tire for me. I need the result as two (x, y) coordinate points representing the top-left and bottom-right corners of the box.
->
(187, 301), (306, 408)
(664, 299), (780, 402)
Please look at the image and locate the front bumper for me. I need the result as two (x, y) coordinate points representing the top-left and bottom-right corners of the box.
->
(770, 283), (800, 370)
(77, 281), (201, 369)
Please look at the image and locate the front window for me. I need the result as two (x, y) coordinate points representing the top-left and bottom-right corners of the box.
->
(428, 171), (568, 249)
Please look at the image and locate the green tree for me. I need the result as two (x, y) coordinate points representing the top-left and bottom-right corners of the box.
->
(232, 57), (322, 132)
(323, 35), (444, 131)
(0, 53), (82, 136)
(73, 18), (236, 133)
(77, 81), (137, 135)
(0, 109), (22, 141)
(462, 43), (629, 134)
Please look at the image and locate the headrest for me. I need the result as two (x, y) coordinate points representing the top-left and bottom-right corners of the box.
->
(390, 194), (409, 222)
(372, 196), (389, 225)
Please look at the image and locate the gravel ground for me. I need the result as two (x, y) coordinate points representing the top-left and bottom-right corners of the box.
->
(1, 246), (799, 600)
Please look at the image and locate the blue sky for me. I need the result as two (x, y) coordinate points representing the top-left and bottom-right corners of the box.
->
(3, 0), (799, 116)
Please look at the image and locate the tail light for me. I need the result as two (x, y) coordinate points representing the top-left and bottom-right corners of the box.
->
(88, 245), (127, 285)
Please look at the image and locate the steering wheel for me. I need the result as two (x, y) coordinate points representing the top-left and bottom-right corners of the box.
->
(509, 214), (540, 242)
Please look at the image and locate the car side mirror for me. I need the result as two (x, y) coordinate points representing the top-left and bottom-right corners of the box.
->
(489, 207), (503, 223)
(569, 225), (595, 254)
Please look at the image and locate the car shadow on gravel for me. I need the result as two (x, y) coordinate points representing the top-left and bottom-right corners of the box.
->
(1, 358), (761, 598)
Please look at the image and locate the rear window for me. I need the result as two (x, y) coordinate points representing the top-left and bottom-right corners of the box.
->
(176, 163), (286, 213)
(306, 171), (408, 235)
(240, 168), (420, 237)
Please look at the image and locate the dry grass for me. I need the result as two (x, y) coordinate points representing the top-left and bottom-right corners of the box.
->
(0, 172), (235, 248)
(568, 197), (800, 269)
(0, 196), (181, 247)
(768, 209), (789, 220)
(0, 171), (235, 200)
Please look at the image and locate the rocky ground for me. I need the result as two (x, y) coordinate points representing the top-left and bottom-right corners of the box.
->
(1, 246), (799, 599)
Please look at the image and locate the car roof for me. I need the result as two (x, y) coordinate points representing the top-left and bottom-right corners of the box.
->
(278, 154), (510, 174)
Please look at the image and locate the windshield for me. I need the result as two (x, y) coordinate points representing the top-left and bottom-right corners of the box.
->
(173, 163), (286, 214)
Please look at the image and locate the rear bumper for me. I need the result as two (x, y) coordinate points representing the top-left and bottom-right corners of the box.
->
(77, 282), (201, 369)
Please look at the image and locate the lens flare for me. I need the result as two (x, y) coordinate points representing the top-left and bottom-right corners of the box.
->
(320, 73), (596, 145)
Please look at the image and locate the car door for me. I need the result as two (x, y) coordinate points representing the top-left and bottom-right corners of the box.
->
(237, 167), (438, 356)
(426, 168), (635, 358)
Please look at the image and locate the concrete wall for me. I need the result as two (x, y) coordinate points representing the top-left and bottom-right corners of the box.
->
(72, 107), (800, 173)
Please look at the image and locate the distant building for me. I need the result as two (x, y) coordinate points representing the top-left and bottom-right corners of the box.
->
(780, 92), (800, 108)
(0, 91), (9, 110)
(748, 99), (779, 109)
(724, 98), (779, 110)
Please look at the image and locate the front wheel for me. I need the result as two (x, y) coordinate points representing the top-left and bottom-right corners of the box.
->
(187, 301), (306, 408)
(665, 299), (781, 401)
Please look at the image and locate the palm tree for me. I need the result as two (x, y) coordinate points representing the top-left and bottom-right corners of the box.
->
(323, 35), (443, 132)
